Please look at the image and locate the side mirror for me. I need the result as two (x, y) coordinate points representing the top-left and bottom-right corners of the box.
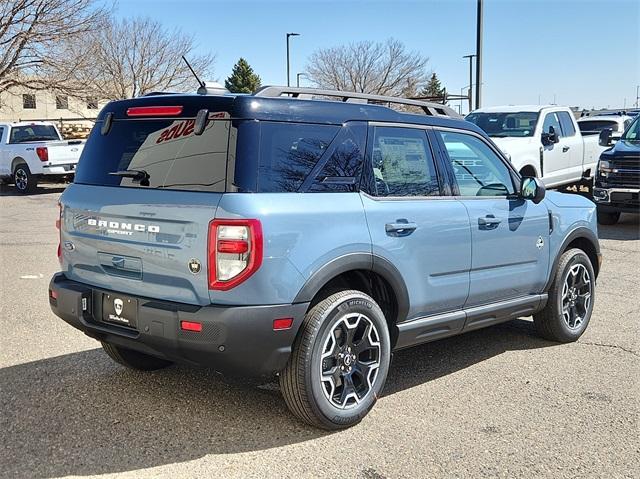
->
(599, 128), (612, 147)
(520, 176), (545, 204)
(541, 126), (559, 145)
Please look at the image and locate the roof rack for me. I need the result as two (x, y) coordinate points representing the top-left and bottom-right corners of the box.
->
(254, 86), (460, 118)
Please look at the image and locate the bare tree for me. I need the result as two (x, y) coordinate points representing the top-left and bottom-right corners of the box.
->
(306, 39), (430, 97)
(0, 0), (108, 93)
(53, 16), (215, 100)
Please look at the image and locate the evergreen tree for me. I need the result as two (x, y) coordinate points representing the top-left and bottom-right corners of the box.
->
(225, 58), (261, 93)
(420, 73), (445, 99)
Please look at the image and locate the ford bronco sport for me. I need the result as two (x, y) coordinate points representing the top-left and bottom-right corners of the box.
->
(49, 86), (601, 430)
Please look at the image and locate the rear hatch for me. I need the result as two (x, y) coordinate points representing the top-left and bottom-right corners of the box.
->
(60, 95), (237, 306)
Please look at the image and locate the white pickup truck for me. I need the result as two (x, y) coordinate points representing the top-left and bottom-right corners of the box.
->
(466, 106), (607, 189)
(0, 121), (84, 194)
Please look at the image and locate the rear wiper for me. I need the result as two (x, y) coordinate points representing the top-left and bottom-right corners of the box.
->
(109, 169), (150, 186)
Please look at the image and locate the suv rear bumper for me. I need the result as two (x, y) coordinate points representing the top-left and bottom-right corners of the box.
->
(48, 273), (309, 378)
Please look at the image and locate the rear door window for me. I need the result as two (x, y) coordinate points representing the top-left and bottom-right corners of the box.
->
(309, 123), (366, 192)
(370, 127), (440, 197)
(557, 111), (576, 137)
(75, 117), (233, 192)
(257, 122), (339, 192)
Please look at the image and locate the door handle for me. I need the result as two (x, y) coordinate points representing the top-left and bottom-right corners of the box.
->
(562, 145), (570, 152)
(385, 220), (418, 237)
(478, 215), (502, 229)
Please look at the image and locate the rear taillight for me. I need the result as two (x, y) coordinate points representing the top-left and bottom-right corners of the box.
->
(36, 147), (48, 162)
(208, 219), (263, 290)
(56, 202), (62, 264)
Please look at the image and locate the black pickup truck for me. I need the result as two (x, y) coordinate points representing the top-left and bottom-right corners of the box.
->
(593, 115), (640, 224)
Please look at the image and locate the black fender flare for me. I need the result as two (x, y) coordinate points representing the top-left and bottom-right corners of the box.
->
(293, 252), (410, 324)
(544, 226), (601, 292)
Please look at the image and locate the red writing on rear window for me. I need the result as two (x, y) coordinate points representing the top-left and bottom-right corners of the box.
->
(156, 120), (195, 144)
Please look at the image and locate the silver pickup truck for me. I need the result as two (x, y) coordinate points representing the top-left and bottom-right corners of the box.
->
(0, 121), (85, 194)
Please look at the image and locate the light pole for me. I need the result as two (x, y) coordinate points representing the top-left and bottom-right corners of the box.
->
(461, 85), (470, 115)
(463, 54), (475, 112)
(636, 85), (639, 108)
(286, 32), (300, 87)
(296, 72), (307, 87)
(475, 0), (483, 109)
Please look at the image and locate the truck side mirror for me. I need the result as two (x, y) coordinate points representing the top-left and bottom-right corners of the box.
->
(599, 128), (612, 147)
(520, 176), (545, 204)
(542, 126), (559, 145)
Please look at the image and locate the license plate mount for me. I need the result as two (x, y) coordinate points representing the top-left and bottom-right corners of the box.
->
(102, 293), (138, 329)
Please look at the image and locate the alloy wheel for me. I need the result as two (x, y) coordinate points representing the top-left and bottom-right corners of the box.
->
(15, 168), (28, 191)
(561, 263), (592, 330)
(319, 312), (381, 409)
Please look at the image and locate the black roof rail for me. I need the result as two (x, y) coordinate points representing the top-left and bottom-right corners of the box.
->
(254, 85), (461, 118)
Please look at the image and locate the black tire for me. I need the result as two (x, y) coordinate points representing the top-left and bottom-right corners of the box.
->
(13, 164), (37, 194)
(280, 290), (391, 430)
(533, 248), (595, 342)
(101, 342), (173, 371)
(597, 210), (620, 225)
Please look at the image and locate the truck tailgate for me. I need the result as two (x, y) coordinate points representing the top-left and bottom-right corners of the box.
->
(45, 140), (84, 165)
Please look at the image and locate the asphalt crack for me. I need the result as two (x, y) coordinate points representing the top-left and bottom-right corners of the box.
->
(579, 341), (639, 357)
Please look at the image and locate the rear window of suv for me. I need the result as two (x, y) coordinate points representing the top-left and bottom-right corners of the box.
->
(76, 115), (364, 194)
(75, 117), (234, 192)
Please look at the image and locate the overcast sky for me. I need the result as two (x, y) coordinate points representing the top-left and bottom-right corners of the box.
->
(116, 0), (640, 111)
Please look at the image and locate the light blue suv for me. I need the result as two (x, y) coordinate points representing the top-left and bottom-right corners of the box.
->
(49, 86), (601, 429)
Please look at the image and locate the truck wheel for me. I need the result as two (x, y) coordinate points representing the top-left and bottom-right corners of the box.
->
(101, 342), (173, 371)
(597, 210), (620, 225)
(13, 164), (37, 194)
(533, 248), (595, 343)
(280, 290), (391, 430)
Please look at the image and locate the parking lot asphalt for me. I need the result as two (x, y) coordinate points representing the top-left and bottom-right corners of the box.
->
(0, 183), (638, 479)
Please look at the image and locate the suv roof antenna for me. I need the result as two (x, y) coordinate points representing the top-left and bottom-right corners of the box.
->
(182, 56), (205, 89)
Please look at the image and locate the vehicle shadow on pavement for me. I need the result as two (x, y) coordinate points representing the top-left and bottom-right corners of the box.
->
(0, 319), (556, 478)
(384, 318), (555, 395)
(597, 214), (639, 241)
(0, 183), (66, 196)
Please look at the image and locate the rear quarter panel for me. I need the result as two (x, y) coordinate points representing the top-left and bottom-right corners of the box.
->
(211, 192), (371, 306)
(5, 144), (42, 174)
(544, 191), (598, 268)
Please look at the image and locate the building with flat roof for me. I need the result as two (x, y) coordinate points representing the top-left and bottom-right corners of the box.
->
(0, 87), (107, 138)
